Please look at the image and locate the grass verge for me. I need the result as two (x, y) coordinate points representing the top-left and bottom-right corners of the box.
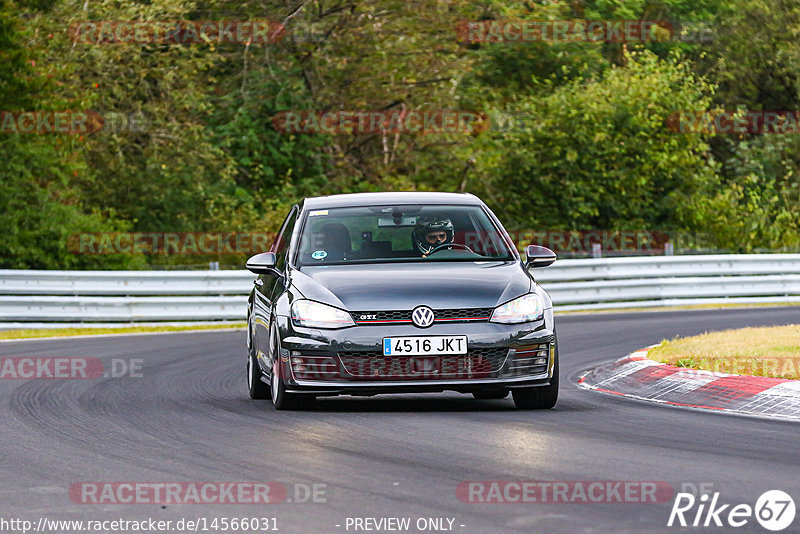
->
(648, 324), (800, 380)
(0, 323), (246, 340)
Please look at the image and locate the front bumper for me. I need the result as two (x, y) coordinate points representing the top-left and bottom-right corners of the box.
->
(271, 309), (556, 396)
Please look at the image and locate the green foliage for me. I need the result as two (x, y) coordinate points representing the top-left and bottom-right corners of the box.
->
(704, 135), (800, 251)
(707, 0), (800, 110)
(471, 51), (720, 231)
(0, 1), (128, 268)
(2, 0), (800, 268)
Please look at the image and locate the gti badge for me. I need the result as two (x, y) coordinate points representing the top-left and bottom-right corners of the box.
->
(411, 306), (435, 328)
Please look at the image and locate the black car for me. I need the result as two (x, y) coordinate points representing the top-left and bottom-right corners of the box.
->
(245, 192), (558, 410)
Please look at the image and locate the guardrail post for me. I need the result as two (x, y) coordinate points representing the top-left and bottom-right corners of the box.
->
(664, 242), (674, 256)
(592, 243), (602, 258)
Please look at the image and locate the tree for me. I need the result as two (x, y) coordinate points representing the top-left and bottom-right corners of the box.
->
(0, 0), (127, 268)
(470, 50), (720, 233)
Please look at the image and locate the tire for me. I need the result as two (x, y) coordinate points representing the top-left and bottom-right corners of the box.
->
(247, 353), (270, 399)
(269, 327), (315, 410)
(512, 342), (559, 410)
(472, 390), (509, 400)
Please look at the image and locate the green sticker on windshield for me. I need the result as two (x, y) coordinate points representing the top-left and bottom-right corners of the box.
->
(312, 250), (328, 260)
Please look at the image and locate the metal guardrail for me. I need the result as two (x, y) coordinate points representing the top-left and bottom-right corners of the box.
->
(0, 270), (252, 322)
(1, 254), (799, 322)
(0, 269), (252, 296)
(535, 254), (800, 310)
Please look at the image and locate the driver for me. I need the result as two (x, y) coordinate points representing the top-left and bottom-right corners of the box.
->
(412, 216), (455, 256)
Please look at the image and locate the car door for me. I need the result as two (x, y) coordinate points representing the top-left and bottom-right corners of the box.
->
(253, 205), (298, 368)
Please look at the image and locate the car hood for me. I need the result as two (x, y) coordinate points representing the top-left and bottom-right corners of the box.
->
(290, 261), (532, 311)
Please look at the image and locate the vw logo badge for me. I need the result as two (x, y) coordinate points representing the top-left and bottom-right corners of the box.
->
(411, 306), (435, 328)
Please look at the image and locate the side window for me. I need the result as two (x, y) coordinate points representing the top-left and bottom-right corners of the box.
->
(271, 207), (298, 271)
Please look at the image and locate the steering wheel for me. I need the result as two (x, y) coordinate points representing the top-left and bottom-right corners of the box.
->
(426, 243), (475, 255)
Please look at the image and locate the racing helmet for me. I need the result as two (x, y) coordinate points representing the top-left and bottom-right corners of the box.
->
(413, 215), (455, 255)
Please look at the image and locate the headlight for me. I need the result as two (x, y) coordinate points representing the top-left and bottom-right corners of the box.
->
(490, 293), (544, 324)
(291, 300), (354, 329)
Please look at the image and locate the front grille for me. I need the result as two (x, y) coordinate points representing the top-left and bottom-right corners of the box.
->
(505, 344), (550, 377)
(435, 308), (494, 320)
(337, 347), (509, 380)
(351, 308), (493, 325)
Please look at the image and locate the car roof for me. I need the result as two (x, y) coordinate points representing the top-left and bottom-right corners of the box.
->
(301, 192), (483, 210)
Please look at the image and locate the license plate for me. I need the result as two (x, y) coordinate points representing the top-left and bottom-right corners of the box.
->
(383, 336), (467, 356)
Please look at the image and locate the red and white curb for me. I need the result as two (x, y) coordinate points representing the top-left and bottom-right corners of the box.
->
(578, 346), (800, 421)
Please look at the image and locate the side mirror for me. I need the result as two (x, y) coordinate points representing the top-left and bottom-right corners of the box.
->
(246, 252), (279, 275)
(524, 245), (556, 268)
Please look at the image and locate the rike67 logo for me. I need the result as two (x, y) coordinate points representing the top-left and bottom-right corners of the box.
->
(668, 489), (796, 531)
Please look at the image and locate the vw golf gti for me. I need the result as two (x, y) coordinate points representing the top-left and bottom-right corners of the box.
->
(245, 192), (558, 409)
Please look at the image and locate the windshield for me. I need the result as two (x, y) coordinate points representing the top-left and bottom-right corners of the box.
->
(295, 204), (516, 266)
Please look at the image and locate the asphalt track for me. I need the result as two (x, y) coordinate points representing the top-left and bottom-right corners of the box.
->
(2, 308), (799, 534)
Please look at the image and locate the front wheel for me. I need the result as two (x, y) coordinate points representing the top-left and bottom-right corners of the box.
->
(270, 358), (315, 410)
(512, 344), (559, 409)
(247, 353), (270, 399)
